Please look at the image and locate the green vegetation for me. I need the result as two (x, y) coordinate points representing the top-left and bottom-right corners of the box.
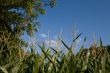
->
(1, 31), (110, 73)
(0, 0), (110, 73)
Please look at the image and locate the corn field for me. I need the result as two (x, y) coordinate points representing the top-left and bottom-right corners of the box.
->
(0, 33), (110, 73)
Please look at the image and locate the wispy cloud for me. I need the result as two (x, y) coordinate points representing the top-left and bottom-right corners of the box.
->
(45, 40), (57, 48)
(39, 34), (47, 38)
(37, 39), (57, 48)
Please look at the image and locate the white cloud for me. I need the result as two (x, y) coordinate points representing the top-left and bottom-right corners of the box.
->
(37, 39), (57, 48)
(45, 40), (57, 48)
(40, 34), (47, 38)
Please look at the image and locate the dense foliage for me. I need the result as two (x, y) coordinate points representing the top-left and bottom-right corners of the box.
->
(32, 37), (110, 73)
(0, 0), (56, 73)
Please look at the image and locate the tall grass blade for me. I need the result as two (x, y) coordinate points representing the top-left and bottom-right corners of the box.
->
(32, 55), (39, 73)
(100, 37), (103, 47)
(72, 33), (82, 42)
(0, 66), (8, 73)
(61, 40), (70, 50)
(38, 44), (56, 72)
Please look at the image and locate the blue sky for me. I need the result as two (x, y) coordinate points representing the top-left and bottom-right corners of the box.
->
(23, 0), (110, 52)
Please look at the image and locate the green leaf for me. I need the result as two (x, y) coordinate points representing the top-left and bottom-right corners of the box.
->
(84, 37), (86, 42)
(0, 66), (8, 73)
(99, 37), (103, 47)
(40, 9), (46, 14)
(72, 33), (82, 42)
(38, 44), (56, 72)
(61, 40), (70, 50)
(32, 55), (39, 73)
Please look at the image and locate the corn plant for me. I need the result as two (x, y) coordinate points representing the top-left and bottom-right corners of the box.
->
(1, 32), (110, 73)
